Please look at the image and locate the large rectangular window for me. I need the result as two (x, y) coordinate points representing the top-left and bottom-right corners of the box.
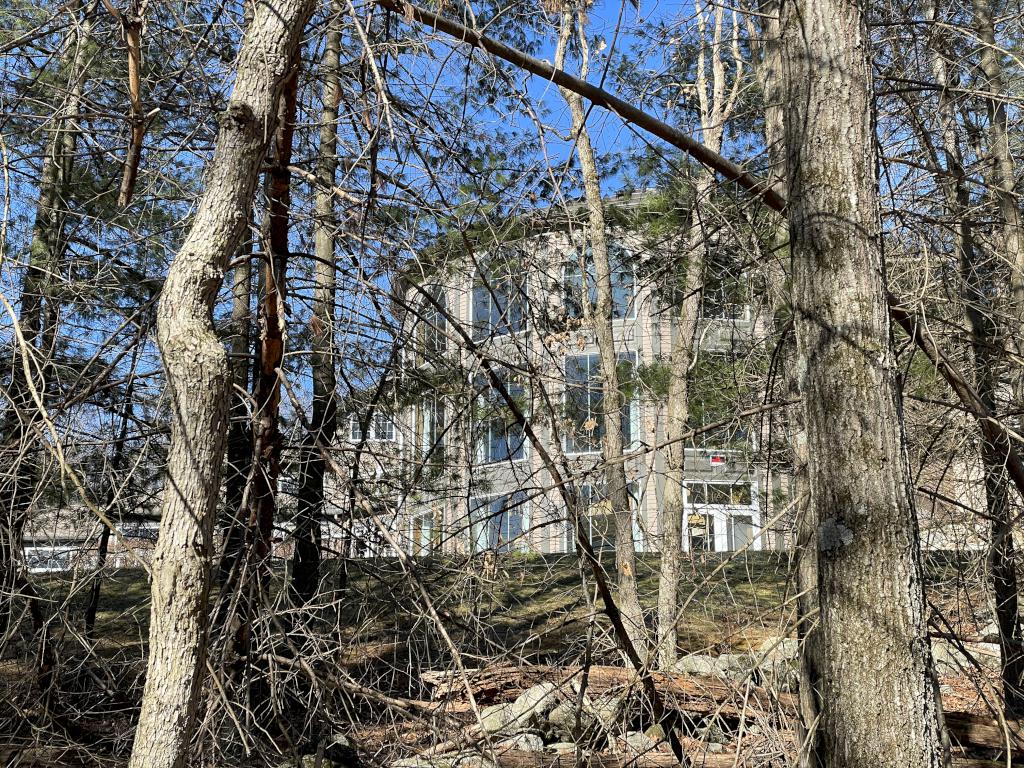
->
(688, 512), (715, 551)
(419, 285), (447, 354)
(564, 352), (638, 454)
(472, 263), (527, 340)
(349, 412), (396, 442)
(420, 396), (445, 459)
(469, 492), (527, 553)
(564, 245), (636, 320)
(410, 509), (434, 556)
(686, 481), (752, 506)
(473, 374), (526, 463)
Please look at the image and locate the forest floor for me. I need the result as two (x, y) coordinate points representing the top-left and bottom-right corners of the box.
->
(22, 549), (989, 659)
(1, 551), (1007, 767)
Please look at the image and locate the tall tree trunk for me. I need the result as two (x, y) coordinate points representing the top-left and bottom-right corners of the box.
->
(293, 4), (341, 606)
(127, 2), (313, 765)
(554, 7), (647, 660)
(246, 49), (299, 598)
(0, 0), (92, 638)
(970, 0), (1024, 714)
(657, 240), (701, 669)
(780, 1), (949, 766)
(752, 0), (813, 723)
(658, 2), (742, 668)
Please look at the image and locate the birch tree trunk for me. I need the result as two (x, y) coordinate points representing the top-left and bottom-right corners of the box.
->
(128, 2), (313, 765)
(780, 0), (949, 765)
(555, 7), (647, 661)
(293, 3), (341, 605)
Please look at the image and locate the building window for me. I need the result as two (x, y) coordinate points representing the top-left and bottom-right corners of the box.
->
(410, 509), (434, 556)
(420, 396), (445, 459)
(686, 481), (752, 506)
(472, 261), (527, 340)
(349, 515), (396, 558)
(349, 411), (396, 442)
(564, 352), (639, 454)
(473, 373), (526, 463)
(688, 512), (716, 551)
(24, 546), (82, 573)
(564, 245), (636, 320)
(419, 285), (447, 354)
(469, 492), (527, 553)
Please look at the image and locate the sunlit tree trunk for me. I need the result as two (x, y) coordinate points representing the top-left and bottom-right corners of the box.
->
(127, 2), (314, 765)
(658, 1), (743, 668)
(555, 6), (647, 660)
(780, 0), (950, 765)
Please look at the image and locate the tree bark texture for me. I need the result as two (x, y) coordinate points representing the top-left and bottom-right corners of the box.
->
(127, 1), (314, 766)
(781, 1), (949, 766)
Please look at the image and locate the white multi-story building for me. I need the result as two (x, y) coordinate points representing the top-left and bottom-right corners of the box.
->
(343, 195), (781, 558)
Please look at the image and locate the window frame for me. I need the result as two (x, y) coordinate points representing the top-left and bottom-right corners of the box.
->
(472, 373), (528, 465)
(471, 260), (528, 340)
(349, 411), (398, 443)
(563, 351), (640, 455)
(419, 284), (448, 355)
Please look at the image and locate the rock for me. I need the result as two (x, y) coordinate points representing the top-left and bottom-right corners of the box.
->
(700, 717), (730, 745)
(511, 683), (560, 724)
(479, 703), (517, 735)
(644, 724), (665, 743)
(672, 654), (722, 677)
(673, 652), (756, 683)
(716, 653), (757, 682)
(978, 621), (999, 642)
(548, 700), (599, 741)
(623, 731), (657, 753)
(454, 756), (497, 768)
(498, 733), (545, 752)
(758, 636), (799, 660)
(583, 692), (624, 732)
